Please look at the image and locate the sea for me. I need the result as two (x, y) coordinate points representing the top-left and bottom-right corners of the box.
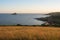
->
(0, 13), (49, 25)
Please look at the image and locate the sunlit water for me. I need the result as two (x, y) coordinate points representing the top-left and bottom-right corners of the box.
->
(0, 14), (49, 25)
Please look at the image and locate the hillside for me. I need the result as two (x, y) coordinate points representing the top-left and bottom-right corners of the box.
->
(35, 12), (60, 26)
(48, 12), (60, 16)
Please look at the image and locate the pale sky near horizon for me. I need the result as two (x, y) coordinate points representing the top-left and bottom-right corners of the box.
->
(0, 0), (60, 14)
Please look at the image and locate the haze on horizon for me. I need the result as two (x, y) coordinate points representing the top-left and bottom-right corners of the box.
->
(0, 0), (60, 14)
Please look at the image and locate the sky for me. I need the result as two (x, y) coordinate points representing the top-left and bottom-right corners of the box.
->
(0, 0), (60, 13)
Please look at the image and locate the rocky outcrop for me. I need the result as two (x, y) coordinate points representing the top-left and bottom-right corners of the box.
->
(11, 13), (17, 15)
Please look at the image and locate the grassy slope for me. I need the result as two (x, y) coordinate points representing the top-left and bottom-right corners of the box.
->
(35, 12), (60, 26)
(0, 26), (60, 40)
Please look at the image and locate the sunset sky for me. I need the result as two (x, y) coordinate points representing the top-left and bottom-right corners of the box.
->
(0, 0), (60, 13)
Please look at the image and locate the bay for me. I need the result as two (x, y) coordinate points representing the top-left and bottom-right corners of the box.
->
(0, 13), (49, 25)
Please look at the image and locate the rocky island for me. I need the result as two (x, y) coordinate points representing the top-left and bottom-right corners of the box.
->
(11, 13), (17, 15)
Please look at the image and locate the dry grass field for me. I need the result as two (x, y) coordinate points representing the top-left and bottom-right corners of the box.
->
(0, 26), (60, 40)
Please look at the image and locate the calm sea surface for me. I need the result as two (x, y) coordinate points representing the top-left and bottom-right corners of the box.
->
(0, 14), (49, 25)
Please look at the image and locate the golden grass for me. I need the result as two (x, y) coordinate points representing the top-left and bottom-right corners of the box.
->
(0, 26), (60, 40)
